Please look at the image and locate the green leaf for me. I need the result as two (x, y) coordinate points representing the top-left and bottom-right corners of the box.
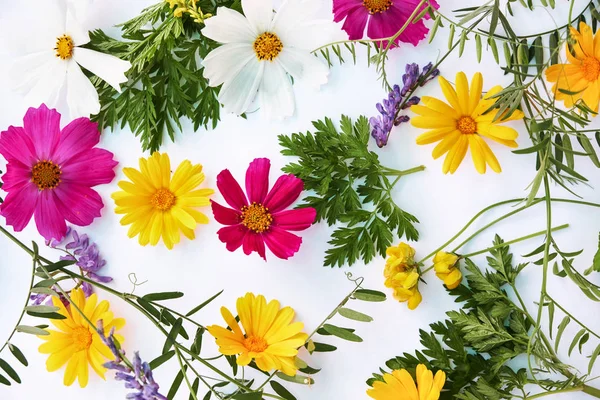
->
(190, 327), (204, 355)
(189, 377), (200, 400)
(489, 0), (499, 35)
(310, 342), (337, 352)
(26, 311), (67, 320)
(149, 350), (175, 370)
(163, 318), (183, 354)
(16, 325), (49, 336)
(8, 344), (27, 367)
(186, 290), (224, 317)
(167, 366), (186, 400)
(568, 329), (586, 356)
(547, 302), (555, 339)
(0, 372), (10, 386)
(322, 324), (363, 342)
(270, 381), (296, 400)
(42, 259), (77, 273)
(232, 393), (262, 400)
(0, 359), (20, 384)
(577, 134), (600, 167)
(275, 373), (314, 385)
(143, 292), (184, 301)
(555, 316), (571, 351)
(589, 343), (600, 374)
(475, 34), (482, 63)
(550, 30), (559, 64)
(338, 308), (373, 322)
(353, 289), (386, 302)
(534, 36), (543, 73)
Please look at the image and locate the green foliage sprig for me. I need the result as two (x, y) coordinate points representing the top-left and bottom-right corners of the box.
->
(368, 237), (600, 399)
(86, 1), (236, 152)
(278, 116), (424, 267)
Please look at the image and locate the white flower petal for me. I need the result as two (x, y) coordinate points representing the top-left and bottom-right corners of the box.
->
(243, 0), (274, 33)
(219, 59), (264, 115)
(259, 61), (294, 118)
(65, 8), (90, 46)
(13, 53), (67, 108)
(277, 48), (328, 89)
(65, 0), (93, 22)
(66, 61), (100, 117)
(73, 47), (130, 91)
(271, 0), (321, 33)
(281, 20), (340, 50)
(202, 43), (255, 87)
(202, 8), (256, 43)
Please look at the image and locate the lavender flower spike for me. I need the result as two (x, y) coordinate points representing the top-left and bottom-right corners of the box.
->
(99, 321), (167, 400)
(370, 62), (440, 148)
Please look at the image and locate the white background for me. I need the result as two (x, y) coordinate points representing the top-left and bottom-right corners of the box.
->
(0, 0), (600, 399)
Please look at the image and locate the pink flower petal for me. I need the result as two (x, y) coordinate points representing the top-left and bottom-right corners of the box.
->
(216, 169), (248, 211)
(217, 224), (248, 252)
(34, 190), (67, 241)
(54, 117), (101, 165)
(263, 227), (302, 260)
(273, 208), (317, 231)
(243, 231), (266, 260)
(60, 148), (117, 186)
(245, 158), (270, 204)
(23, 104), (61, 160)
(1, 163), (32, 192)
(53, 184), (103, 226)
(211, 200), (242, 225)
(0, 126), (37, 167)
(368, 1), (432, 45)
(333, 0), (364, 21)
(0, 183), (38, 232)
(341, 6), (369, 40)
(263, 174), (303, 213)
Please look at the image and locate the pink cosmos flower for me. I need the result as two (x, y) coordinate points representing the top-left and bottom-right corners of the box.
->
(211, 158), (317, 260)
(0, 104), (117, 241)
(333, 0), (439, 46)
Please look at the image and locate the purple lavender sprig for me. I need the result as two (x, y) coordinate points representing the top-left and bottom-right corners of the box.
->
(98, 321), (167, 400)
(370, 62), (440, 148)
(31, 227), (114, 305)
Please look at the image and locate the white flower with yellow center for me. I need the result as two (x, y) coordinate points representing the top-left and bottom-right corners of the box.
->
(7, 0), (130, 118)
(201, 0), (338, 118)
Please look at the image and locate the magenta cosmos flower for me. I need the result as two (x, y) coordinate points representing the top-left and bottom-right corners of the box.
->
(0, 104), (117, 241)
(333, 0), (439, 46)
(211, 158), (316, 260)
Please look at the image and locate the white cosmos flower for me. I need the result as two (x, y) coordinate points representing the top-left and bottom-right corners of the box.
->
(201, 0), (338, 118)
(9, 0), (130, 118)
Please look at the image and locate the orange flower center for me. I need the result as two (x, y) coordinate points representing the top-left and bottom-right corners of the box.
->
(253, 32), (283, 61)
(363, 0), (392, 14)
(151, 188), (176, 211)
(55, 34), (74, 60)
(240, 202), (273, 233)
(582, 57), (600, 81)
(32, 161), (62, 190)
(72, 327), (93, 352)
(456, 116), (477, 134)
(244, 335), (268, 352)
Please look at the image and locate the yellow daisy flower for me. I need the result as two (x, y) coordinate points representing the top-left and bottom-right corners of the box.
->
(433, 251), (462, 290)
(384, 243), (422, 310)
(112, 152), (214, 249)
(207, 293), (308, 376)
(546, 22), (600, 112)
(411, 72), (524, 174)
(38, 288), (125, 388)
(367, 364), (446, 400)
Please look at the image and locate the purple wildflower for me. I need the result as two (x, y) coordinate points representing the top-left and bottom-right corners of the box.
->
(98, 322), (167, 400)
(370, 62), (440, 148)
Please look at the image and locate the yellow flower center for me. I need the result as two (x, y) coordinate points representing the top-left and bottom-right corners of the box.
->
(72, 327), (93, 352)
(582, 57), (600, 81)
(240, 202), (273, 233)
(151, 188), (176, 211)
(244, 335), (268, 353)
(457, 116), (477, 134)
(31, 161), (62, 190)
(55, 34), (74, 60)
(363, 0), (392, 14)
(253, 32), (283, 61)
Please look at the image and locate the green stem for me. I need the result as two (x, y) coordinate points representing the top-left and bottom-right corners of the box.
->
(525, 386), (584, 399)
(382, 165), (426, 176)
(256, 371), (277, 391)
(583, 385), (600, 398)
(175, 348), (198, 400)
(460, 223), (568, 259)
(0, 259), (36, 354)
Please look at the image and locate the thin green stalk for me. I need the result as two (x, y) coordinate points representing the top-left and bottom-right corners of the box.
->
(460, 223), (568, 259)
(0, 259), (36, 354)
(175, 348), (198, 400)
(256, 371), (277, 391)
(381, 165), (426, 176)
(146, 299), (206, 329)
